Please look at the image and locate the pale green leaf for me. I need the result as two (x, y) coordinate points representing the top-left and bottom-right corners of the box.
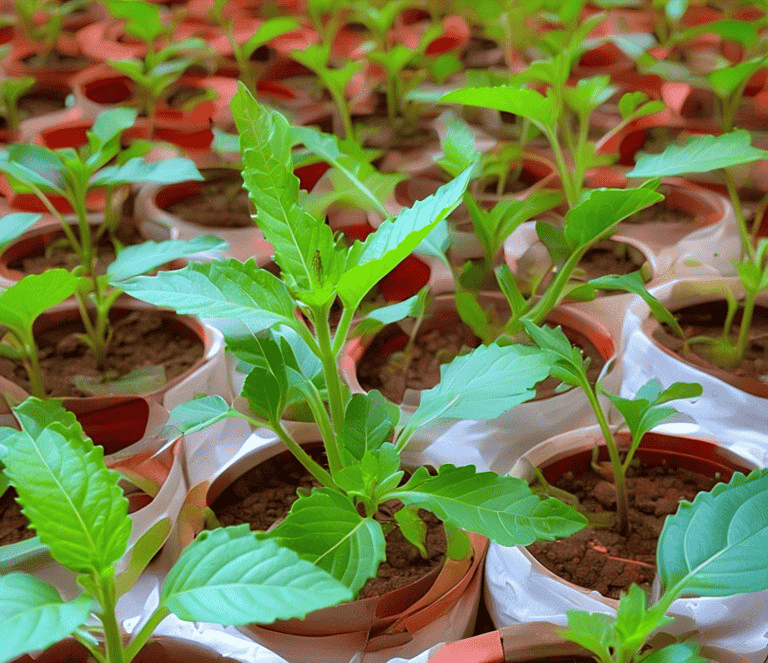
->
(71, 366), (167, 395)
(161, 525), (352, 624)
(162, 396), (234, 440)
(91, 157), (203, 187)
(0, 574), (93, 663)
(441, 86), (556, 128)
(353, 287), (430, 337)
(0, 213), (42, 249)
(0, 270), (80, 337)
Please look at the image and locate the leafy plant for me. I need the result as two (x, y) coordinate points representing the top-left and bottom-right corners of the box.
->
(563, 467), (768, 663)
(11, 0), (87, 66)
(0, 396), (353, 663)
(102, 0), (216, 138)
(120, 84), (587, 597)
(627, 131), (768, 368)
(0, 75), (35, 133)
(0, 107), (225, 389)
(523, 320), (701, 536)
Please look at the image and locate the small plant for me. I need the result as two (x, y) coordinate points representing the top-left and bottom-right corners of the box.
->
(627, 130), (768, 369)
(523, 320), (702, 536)
(0, 396), (354, 663)
(11, 0), (87, 66)
(120, 85), (587, 596)
(0, 107), (225, 389)
(563, 467), (768, 663)
(0, 75), (35, 133)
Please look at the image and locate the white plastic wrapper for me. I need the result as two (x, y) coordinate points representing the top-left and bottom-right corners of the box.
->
(483, 425), (768, 663)
(619, 277), (768, 457)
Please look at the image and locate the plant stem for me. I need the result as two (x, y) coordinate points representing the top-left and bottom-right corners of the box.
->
(123, 607), (170, 663)
(733, 290), (757, 366)
(17, 329), (45, 398)
(724, 168), (755, 261)
(313, 307), (345, 474)
(97, 575), (125, 663)
(273, 419), (338, 488)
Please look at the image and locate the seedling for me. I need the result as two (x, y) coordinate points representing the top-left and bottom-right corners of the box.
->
(523, 320), (702, 536)
(0, 396), (353, 663)
(564, 467), (768, 663)
(0, 75), (35, 133)
(0, 107), (225, 383)
(120, 85), (587, 596)
(10, 0), (87, 67)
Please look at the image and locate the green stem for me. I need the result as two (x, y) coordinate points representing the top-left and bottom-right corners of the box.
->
(17, 329), (45, 398)
(72, 633), (107, 663)
(273, 419), (338, 488)
(545, 126), (577, 209)
(733, 290), (757, 366)
(724, 168), (755, 261)
(523, 246), (587, 325)
(24, 182), (82, 257)
(123, 607), (170, 663)
(97, 575), (125, 663)
(584, 382), (630, 536)
(332, 304), (355, 356)
(71, 188), (93, 276)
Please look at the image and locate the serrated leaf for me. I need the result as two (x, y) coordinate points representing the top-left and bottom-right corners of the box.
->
(564, 609), (617, 663)
(269, 490), (386, 595)
(395, 464), (587, 545)
(162, 396), (233, 439)
(614, 584), (674, 656)
(406, 343), (552, 434)
(333, 445), (403, 502)
(522, 321), (585, 386)
(161, 525), (352, 624)
(0, 575), (93, 663)
(341, 391), (400, 462)
(564, 187), (664, 252)
(442, 86), (556, 128)
(108, 236), (228, 282)
(2, 422), (131, 574)
(336, 166), (472, 308)
(0, 213), (42, 249)
(658, 469), (768, 598)
(119, 259), (296, 338)
(627, 132), (768, 178)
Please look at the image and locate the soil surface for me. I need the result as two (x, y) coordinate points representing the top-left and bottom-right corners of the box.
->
(356, 310), (605, 404)
(0, 487), (34, 546)
(0, 308), (204, 397)
(212, 446), (447, 599)
(576, 239), (647, 282)
(622, 199), (695, 226)
(527, 459), (720, 599)
(165, 170), (252, 228)
(21, 50), (91, 71)
(652, 301), (768, 387)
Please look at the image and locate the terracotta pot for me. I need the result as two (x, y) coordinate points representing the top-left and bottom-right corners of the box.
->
(340, 294), (617, 474)
(427, 622), (753, 663)
(0, 298), (230, 451)
(620, 277), (768, 445)
(484, 425), (767, 660)
(1, 37), (91, 90)
(175, 435), (488, 663)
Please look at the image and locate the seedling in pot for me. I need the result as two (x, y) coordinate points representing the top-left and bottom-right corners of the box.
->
(564, 467), (768, 663)
(101, 0), (216, 139)
(627, 131), (768, 369)
(523, 320), (703, 536)
(0, 395), (354, 663)
(0, 75), (35, 134)
(120, 84), (588, 596)
(0, 107), (226, 385)
(10, 0), (87, 67)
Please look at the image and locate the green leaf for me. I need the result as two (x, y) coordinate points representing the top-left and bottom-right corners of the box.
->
(0, 213), (42, 249)
(0, 270), (80, 338)
(394, 506), (428, 558)
(564, 187), (665, 252)
(406, 343), (552, 434)
(90, 157), (203, 187)
(115, 518), (172, 597)
(643, 642), (705, 663)
(354, 287), (430, 337)
(341, 391), (400, 463)
(161, 525), (352, 624)
(2, 420), (131, 575)
(614, 584), (674, 658)
(658, 469), (768, 598)
(89, 107), (138, 148)
(537, 221), (570, 264)
(108, 236), (227, 282)
(708, 58), (768, 99)
(333, 445), (404, 502)
(415, 218), (451, 268)
(240, 336), (289, 423)
(269, 490), (386, 596)
(72, 366), (167, 395)
(564, 609), (617, 663)
(336, 166), (472, 309)
(119, 259), (296, 338)
(0, 144), (66, 194)
(396, 464), (587, 545)
(239, 16), (300, 59)
(231, 83), (339, 301)
(438, 113), (480, 177)
(587, 272), (685, 338)
(521, 321), (585, 387)
(162, 395), (234, 439)
(0, 574), (93, 663)
(441, 86), (556, 128)
(627, 132), (768, 178)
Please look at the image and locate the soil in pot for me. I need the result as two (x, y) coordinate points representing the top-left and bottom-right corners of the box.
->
(0, 487), (35, 546)
(0, 308), (204, 398)
(20, 49), (91, 73)
(622, 199), (695, 227)
(211, 445), (448, 600)
(0, 86), (70, 131)
(651, 300), (768, 392)
(575, 239), (647, 282)
(527, 455), (720, 599)
(355, 308), (605, 404)
(162, 168), (252, 229)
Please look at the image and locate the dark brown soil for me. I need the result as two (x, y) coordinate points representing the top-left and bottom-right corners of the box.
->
(527, 459), (720, 599)
(165, 170), (252, 228)
(356, 309), (605, 404)
(622, 200), (695, 226)
(21, 49), (90, 71)
(653, 300), (768, 386)
(212, 446), (447, 599)
(0, 308), (204, 397)
(18, 87), (71, 118)
(0, 487), (35, 546)
(7, 219), (144, 276)
(576, 239), (647, 282)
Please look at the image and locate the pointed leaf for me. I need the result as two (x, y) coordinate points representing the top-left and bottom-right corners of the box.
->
(0, 574), (93, 663)
(0, 270), (79, 337)
(658, 469), (768, 597)
(269, 490), (386, 595)
(161, 525), (352, 624)
(564, 610), (617, 663)
(394, 506), (428, 558)
(91, 157), (203, 186)
(240, 337), (288, 422)
(627, 132), (768, 178)
(0, 213), (42, 249)
(341, 391), (400, 462)
(396, 464), (587, 545)
(441, 86), (556, 128)
(162, 396), (234, 439)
